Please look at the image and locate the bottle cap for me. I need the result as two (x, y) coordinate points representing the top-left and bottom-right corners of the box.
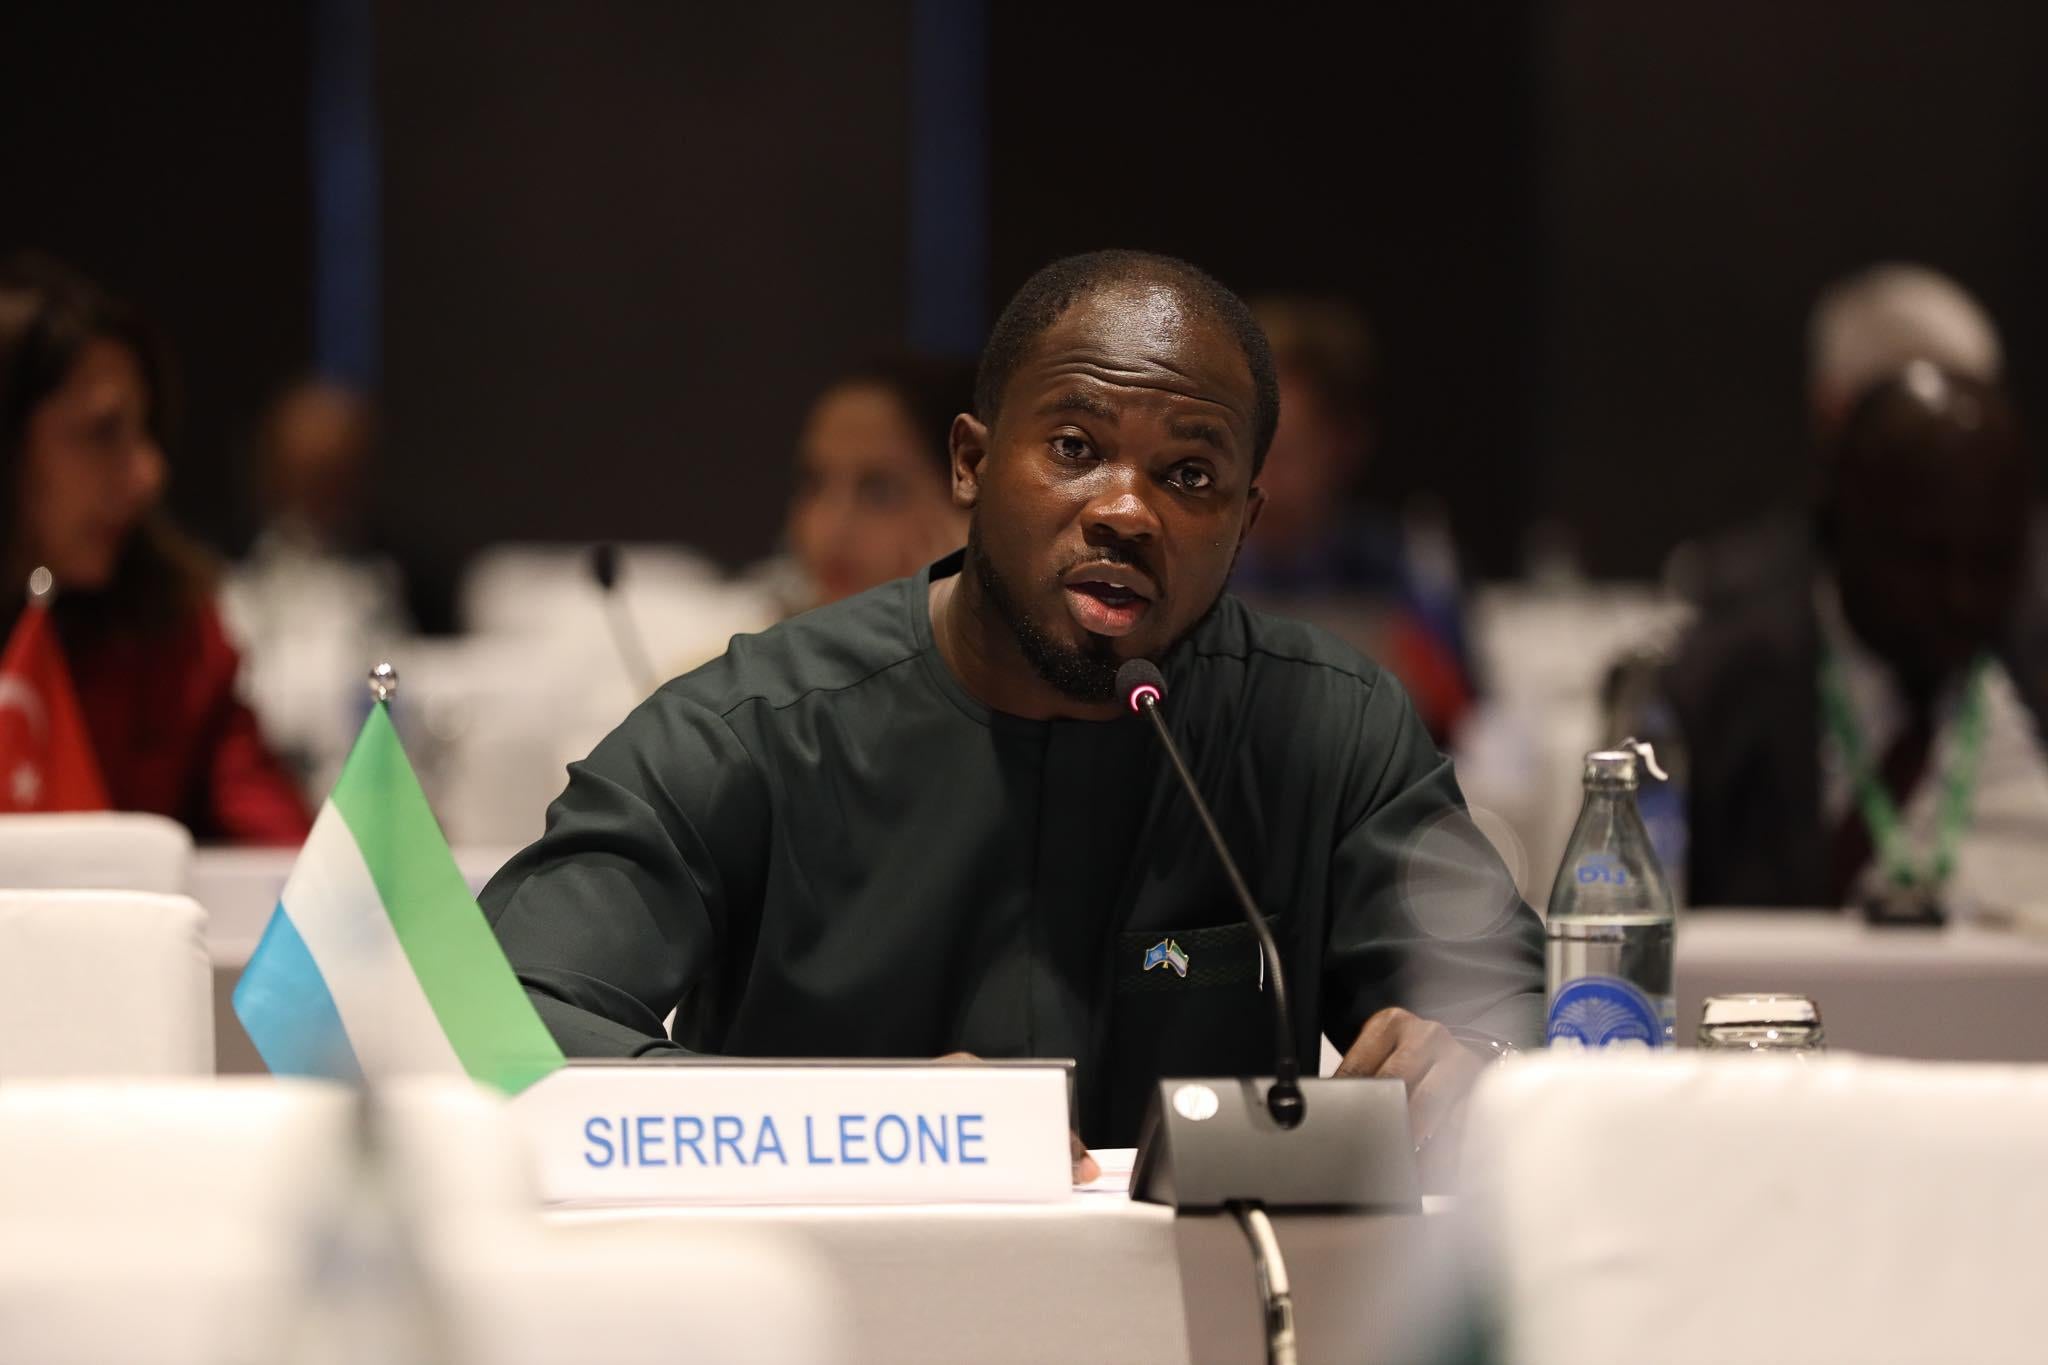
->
(1583, 749), (1639, 786)
(1584, 738), (1668, 787)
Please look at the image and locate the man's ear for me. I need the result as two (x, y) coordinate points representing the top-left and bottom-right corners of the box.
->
(951, 412), (990, 510)
(1240, 484), (1266, 545)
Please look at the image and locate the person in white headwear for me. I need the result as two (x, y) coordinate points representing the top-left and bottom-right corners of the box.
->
(1665, 361), (2048, 917)
(1668, 262), (2005, 609)
(1807, 263), (2003, 438)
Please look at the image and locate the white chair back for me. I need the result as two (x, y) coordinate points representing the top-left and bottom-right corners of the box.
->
(429, 1221), (849, 1365)
(0, 1077), (357, 1365)
(368, 1079), (851, 1363)
(1462, 1052), (2048, 1365)
(0, 1076), (355, 1225)
(376, 1075), (540, 1224)
(0, 889), (213, 1076)
(0, 1075), (848, 1364)
(458, 541), (723, 637)
(0, 811), (192, 893)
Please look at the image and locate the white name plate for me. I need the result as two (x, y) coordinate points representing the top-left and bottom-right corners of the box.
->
(512, 1058), (1076, 1206)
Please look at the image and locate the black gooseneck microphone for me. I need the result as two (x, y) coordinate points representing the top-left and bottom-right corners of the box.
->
(1115, 658), (1305, 1129)
(588, 543), (660, 697)
(1119, 659), (1419, 1364)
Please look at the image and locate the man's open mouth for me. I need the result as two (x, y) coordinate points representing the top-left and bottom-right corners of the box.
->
(1060, 565), (1157, 638)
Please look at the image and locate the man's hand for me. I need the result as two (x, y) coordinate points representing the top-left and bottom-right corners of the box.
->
(1336, 1008), (1484, 1148)
(937, 1051), (1099, 1183)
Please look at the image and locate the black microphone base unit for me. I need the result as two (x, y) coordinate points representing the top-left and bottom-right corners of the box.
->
(1130, 1076), (1420, 1213)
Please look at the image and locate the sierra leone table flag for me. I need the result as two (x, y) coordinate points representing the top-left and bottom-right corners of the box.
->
(233, 666), (563, 1092)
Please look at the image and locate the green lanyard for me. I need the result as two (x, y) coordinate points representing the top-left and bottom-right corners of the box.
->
(1818, 647), (1990, 892)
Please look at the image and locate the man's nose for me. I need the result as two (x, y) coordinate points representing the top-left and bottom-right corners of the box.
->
(1082, 471), (1160, 544)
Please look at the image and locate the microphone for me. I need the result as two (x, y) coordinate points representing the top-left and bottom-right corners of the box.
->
(1119, 669), (1416, 1365)
(1116, 658), (1304, 1128)
(587, 544), (660, 697)
(589, 542), (621, 593)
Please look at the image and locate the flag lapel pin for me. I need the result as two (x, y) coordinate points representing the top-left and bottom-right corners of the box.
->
(1143, 938), (1190, 978)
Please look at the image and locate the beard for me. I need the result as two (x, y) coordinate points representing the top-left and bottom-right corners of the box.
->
(967, 521), (1122, 705)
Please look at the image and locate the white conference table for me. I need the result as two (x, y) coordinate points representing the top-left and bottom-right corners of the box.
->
(543, 1180), (1461, 1365)
(189, 851), (2048, 1359)
(1676, 909), (2048, 1059)
(194, 849), (1458, 1361)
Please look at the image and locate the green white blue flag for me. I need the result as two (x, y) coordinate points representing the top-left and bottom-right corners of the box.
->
(233, 704), (563, 1092)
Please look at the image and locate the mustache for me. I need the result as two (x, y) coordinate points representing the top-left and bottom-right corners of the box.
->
(1055, 544), (1157, 586)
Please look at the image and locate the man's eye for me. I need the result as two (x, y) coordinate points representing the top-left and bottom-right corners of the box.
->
(1050, 434), (1093, 462)
(1169, 464), (1214, 492)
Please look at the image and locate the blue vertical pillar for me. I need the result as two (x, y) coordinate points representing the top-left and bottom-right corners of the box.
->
(907, 0), (989, 360)
(310, 0), (380, 389)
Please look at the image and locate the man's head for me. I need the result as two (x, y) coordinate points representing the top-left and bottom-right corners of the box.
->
(1823, 362), (2031, 699)
(953, 250), (1277, 704)
(1808, 264), (2001, 440)
(258, 379), (375, 546)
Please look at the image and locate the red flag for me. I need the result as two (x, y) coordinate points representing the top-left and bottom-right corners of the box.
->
(0, 597), (109, 813)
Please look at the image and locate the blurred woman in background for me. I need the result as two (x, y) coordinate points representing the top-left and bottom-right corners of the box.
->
(780, 354), (973, 609)
(0, 251), (310, 843)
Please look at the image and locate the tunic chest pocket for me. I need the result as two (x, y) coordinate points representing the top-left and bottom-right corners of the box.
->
(1109, 916), (1284, 1112)
(1116, 918), (1276, 996)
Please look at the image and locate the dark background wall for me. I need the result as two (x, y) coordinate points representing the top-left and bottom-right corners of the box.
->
(1540, 2), (2048, 575)
(7, 2), (2046, 593)
(1, 5), (313, 545)
(374, 3), (913, 619)
(986, 7), (1541, 578)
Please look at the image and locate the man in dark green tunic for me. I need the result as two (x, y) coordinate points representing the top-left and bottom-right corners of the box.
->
(482, 251), (1543, 1156)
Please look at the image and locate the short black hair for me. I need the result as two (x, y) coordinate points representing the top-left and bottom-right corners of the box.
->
(973, 250), (1281, 476)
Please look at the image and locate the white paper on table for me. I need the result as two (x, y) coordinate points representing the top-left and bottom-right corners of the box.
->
(1076, 1147), (1137, 1196)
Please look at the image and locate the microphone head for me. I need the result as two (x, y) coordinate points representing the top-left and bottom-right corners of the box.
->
(590, 543), (621, 592)
(1116, 659), (1166, 714)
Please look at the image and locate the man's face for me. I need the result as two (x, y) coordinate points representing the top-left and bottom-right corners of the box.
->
(1836, 442), (2029, 696)
(952, 283), (1263, 700)
(265, 384), (373, 540)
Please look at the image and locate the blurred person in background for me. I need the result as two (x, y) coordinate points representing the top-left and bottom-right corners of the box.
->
(1231, 294), (1473, 742)
(1674, 263), (2005, 611)
(1666, 364), (2047, 914)
(770, 354), (973, 612)
(0, 251), (310, 843)
(222, 378), (409, 794)
(236, 378), (407, 617)
(1808, 264), (2004, 439)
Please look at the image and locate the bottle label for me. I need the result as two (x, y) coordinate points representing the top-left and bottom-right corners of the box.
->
(1547, 975), (1664, 1048)
(1573, 852), (1632, 886)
